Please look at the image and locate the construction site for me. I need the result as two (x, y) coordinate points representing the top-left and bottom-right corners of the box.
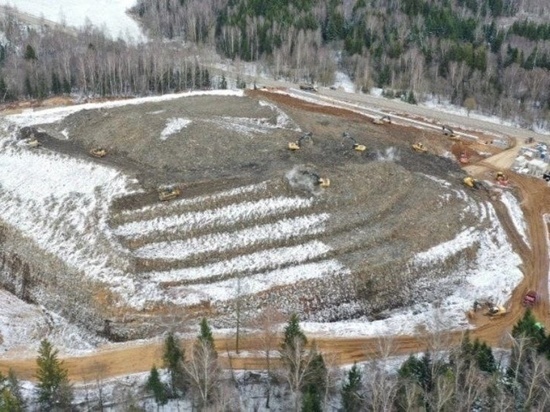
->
(0, 86), (549, 384)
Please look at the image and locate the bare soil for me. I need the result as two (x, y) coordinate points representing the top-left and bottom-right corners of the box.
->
(3, 89), (547, 381)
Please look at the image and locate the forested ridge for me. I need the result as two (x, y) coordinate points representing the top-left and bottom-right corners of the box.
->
(2, 1), (550, 128)
(133, 0), (550, 127)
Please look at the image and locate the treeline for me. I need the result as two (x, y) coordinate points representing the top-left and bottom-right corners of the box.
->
(133, 0), (550, 127)
(5, 310), (550, 410)
(0, 12), (214, 102)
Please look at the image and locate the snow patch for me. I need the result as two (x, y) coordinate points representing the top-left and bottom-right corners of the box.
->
(500, 191), (529, 247)
(160, 117), (191, 140)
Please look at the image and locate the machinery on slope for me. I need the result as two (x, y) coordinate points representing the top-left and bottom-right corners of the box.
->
(342, 132), (366, 152)
(495, 171), (509, 186)
(412, 142), (427, 153)
(372, 115), (391, 125)
(459, 152), (470, 164)
(311, 172), (330, 187)
(90, 148), (107, 158)
(25, 138), (41, 148)
(299, 84), (317, 92)
(158, 186), (182, 201)
(288, 132), (313, 151)
(486, 305), (507, 318)
(463, 176), (482, 189)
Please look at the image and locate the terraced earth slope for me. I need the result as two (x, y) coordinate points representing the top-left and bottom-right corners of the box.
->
(0, 90), (520, 341)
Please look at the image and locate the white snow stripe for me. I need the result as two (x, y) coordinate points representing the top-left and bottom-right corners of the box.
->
(120, 182), (268, 217)
(413, 227), (479, 266)
(148, 240), (332, 283)
(131, 260), (350, 306)
(114, 196), (315, 238)
(134, 213), (330, 260)
(500, 191), (529, 247)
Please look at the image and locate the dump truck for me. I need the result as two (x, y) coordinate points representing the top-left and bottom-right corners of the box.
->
(523, 290), (538, 308)
(372, 115), (391, 125)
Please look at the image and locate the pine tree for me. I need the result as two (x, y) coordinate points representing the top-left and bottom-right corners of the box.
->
(162, 332), (185, 397)
(0, 370), (24, 412)
(147, 366), (168, 408)
(512, 309), (545, 347)
(35, 339), (73, 410)
(341, 363), (363, 412)
(198, 317), (215, 353)
(301, 385), (322, 412)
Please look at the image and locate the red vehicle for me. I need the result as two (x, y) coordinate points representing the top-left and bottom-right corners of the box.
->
(523, 290), (538, 308)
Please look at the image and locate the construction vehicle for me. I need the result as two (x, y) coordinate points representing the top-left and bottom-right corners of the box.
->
(412, 142), (427, 153)
(442, 125), (455, 136)
(308, 171), (330, 188)
(25, 138), (41, 148)
(463, 176), (482, 189)
(523, 290), (538, 308)
(158, 187), (181, 201)
(372, 115), (392, 125)
(342, 132), (366, 152)
(288, 132), (313, 151)
(459, 152), (470, 164)
(89, 147), (107, 158)
(543, 172), (550, 182)
(299, 84), (317, 92)
(495, 171), (509, 186)
(485, 305), (507, 318)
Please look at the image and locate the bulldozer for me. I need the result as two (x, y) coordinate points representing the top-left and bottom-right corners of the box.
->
(495, 171), (509, 186)
(89, 147), (107, 158)
(372, 115), (391, 125)
(485, 305), (507, 318)
(342, 132), (366, 152)
(158, 186), (181, 201)
(288, 132), (313, 151)
(411, 142), (427, 153)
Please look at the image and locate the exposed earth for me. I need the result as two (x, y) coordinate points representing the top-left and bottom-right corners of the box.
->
(0, 88), (548, 382)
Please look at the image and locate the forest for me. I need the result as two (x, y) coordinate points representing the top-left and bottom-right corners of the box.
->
(2, 311), (550, 410)
(130, 0), (550, 128)
(1, 1), (550, 128)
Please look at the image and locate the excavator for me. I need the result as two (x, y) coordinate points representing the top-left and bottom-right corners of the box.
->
(485, 305), (507, 318)
(288, 132), (313, 151)
(495, 171), (509, 186)
(372, 115), (391, 125)
(411, 142), (427, 153)
(463, 176), (482, 189)
(342, 132), (366, 152)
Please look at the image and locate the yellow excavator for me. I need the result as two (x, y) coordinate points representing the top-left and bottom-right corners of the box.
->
(412, 142), (427, 153)
(89, 147), (107, 158)
(463, 176), (482, 189)
(342, 132), (366, 152)
(485, 305), (507, 318)
(288, 132), (313, 151)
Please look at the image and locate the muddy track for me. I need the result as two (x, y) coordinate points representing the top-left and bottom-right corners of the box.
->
(1, 93), (549, 383)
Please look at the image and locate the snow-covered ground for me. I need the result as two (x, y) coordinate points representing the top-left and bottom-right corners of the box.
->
(500, 190), (530, 247)
(0, 0), (144, 41)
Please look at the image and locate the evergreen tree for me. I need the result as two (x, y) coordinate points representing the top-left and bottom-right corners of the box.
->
(24, 44), (37, 60)
(147, 366), (168, 408)
(341, 363), (363, 412)
(51, 72), (62, 95)
(62, 77), (71, 95)
(512, 309), (545, 347)
(35, 339), (73, 410)
(198, 317), (215, 352)
(281, 313), (307, 353)
(301, 385), (322, 412)
(162, 332), (185, 397)
(220, 74), (227, 89)
(0, 370), (24, 412)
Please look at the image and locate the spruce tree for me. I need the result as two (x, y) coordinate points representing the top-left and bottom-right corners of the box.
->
(220, 74), (227, 89)
(0, 370), (24, 412)
(199, 317), (215, 352)
(162, 332), (185, 397)
(24, 45), (37, 60)
(341, 363), (363, 412)
(147, 366), (168, 408)
(281, 313), (307, 353)
(35, 339), (73, 410)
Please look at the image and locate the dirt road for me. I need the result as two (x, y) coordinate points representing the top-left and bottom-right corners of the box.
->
(1, 91), (549, 383)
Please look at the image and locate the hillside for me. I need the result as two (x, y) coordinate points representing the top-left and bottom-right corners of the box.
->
(0, 89), (523, 345)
